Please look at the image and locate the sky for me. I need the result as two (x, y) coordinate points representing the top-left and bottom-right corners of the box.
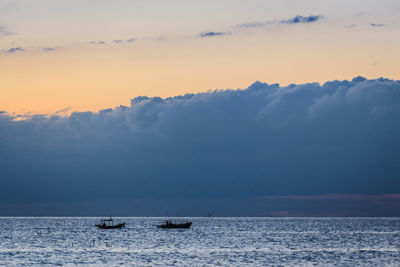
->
(0, 0), (399, 114)
(1, 1), (400, 216)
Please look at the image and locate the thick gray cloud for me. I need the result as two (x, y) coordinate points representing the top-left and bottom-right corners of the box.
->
(1, 77), (400, 215)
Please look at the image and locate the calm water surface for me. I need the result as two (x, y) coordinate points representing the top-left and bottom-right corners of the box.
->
(0, 217), (399, 266)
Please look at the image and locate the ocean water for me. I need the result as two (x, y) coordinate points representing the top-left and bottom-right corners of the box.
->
(0, 217), (399, 266)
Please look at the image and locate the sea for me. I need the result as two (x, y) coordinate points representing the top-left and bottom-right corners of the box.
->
(0, 217), (399, 266)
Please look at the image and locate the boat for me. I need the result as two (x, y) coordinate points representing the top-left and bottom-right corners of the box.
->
(156, 220), (192, 229)
(95, 217), (125, 229)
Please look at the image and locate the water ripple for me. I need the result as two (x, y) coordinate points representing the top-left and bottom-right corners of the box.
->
(0, 217), (399, 266)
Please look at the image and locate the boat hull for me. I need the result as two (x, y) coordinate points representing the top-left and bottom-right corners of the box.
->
(157, 222), (192, 229)
(95, 223), (125, 229)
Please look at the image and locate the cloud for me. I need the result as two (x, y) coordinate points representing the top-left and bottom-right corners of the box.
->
(4, 37), (134, 55)
(370, 23), (385, 27)
(236, 21), (273, 28)
(90, 41), (106, 45)
(199, 31), (227, 37)
(237, 15), (323, 29)
(263, 194), (400, 216)
(0, 26), (12, 37)
(262, 194), (400, 201)
(1, 77), (400, 215)
(6, 47), (24, 53)
(113, 38), (136, 43)
(280, 15), (323, 24)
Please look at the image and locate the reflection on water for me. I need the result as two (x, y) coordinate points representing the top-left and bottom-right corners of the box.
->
(1, 217), (399, 266)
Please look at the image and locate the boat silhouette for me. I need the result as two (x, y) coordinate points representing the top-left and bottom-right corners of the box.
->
(156, 220), (192, 229)
(95, 217), (125, 229)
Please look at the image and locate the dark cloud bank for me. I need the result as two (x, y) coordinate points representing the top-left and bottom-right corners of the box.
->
(1, 77), (400, 216)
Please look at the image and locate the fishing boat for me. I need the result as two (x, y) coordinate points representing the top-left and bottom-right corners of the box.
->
(95, 217), (125, 229)
(156, 220), (192, 229)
